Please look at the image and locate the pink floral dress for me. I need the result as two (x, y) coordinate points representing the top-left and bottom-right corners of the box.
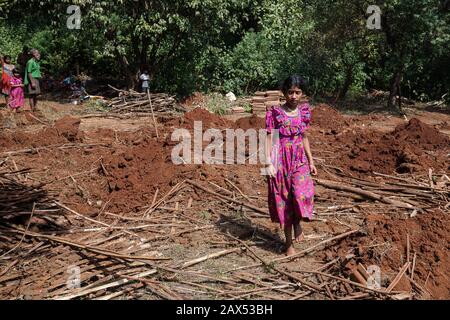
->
(266, 103), (315, 226)
(9, 77), (25, 110)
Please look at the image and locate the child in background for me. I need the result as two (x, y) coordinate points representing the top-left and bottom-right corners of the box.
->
(140, 70), (150, 93)
(8, 68), (25, 112)
(1, 55), (15, 106)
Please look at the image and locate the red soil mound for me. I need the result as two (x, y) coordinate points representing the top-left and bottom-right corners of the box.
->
(336, 118), (449, 174)
(311, 104), (349, 132)
(0, 115), (84, 152)
(392, 118), (449, 149)
(235, 114), (265, 130)
(54, 116), (83, 142)
(168, 108), (236, 131)
(323, 208), (449, 299)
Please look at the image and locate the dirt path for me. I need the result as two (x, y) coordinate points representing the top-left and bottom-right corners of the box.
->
(0, 101), (448, 300)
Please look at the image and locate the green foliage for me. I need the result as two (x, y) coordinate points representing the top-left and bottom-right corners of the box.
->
(218, 32), (281, 95)
(0, 23), (25, 61)
(0, 0), (448, 104)
(83, 99), (109, 113)
(203, 93), (231, 115)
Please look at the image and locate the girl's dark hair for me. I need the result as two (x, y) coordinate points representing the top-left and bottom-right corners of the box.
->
(12, 68), (20, 75)
(3, 55), (11, 61)
(281, 75), (308, 94)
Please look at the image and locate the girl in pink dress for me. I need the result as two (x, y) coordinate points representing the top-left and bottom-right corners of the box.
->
(1, 55), (15, 106)
(8, 69), (25, 112)
(265, 75), (318, 256)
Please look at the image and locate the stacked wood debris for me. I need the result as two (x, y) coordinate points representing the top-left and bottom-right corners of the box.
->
(0, 168), (57, 219)
(107, 86), (185, 115)
(251, 90), (285, 114)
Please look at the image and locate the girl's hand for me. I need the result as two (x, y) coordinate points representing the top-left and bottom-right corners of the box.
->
(266, 164), (277, 178)
(309, 162), (318, 176)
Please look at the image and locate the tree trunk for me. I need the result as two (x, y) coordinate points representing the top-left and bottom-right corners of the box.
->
(388, 70), (403, 110)
(334, 66), (353, 102)
(118, 54), (136, 90)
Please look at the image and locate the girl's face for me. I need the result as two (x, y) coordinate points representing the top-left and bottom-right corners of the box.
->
(284, 86), (303, 107)
(4, 57), (11, 64)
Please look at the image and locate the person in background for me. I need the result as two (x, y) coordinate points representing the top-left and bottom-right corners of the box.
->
(17, 46), (30, 74)
(140, 70), (150, 93)
(8, 68), (25, 112)
(1, 55), (15, 106)
(24, 49), (42, 111)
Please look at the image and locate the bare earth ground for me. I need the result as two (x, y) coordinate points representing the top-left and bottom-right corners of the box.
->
(0, 99), (448, 300)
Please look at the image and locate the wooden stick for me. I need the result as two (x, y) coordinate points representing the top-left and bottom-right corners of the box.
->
(314, 179), (414, 209)
(146, 89), (159, 138)
(339, 293), (370, 300)
(54, 202), (141, 239)
(234, 273), (298, 297)
(151, 188), (159, 208)
(386, 262), (411, 293)
(428, 168), (435, 189)
(124, 276), (182, 300)
(180, 248), (242, 269)
(208, 181), (234, 196)
(295, 269), (391, 296)
(7, 226), (170, 262)
(224, 178), (252, 202)
(225, 232), (323, 292)
(141, 225), (214, 244)
(144, 180), (185, 216)
(0, 203), (35, 258)
(271, 229), (359, 264)
(55, 269), (158, 300)
(411, 253), (417, 281)
(187, 180), (268, 215)
(406, 234), (411, 273)
(229, 229), (359, 272)
(372, 172), (426, 185)
(26, 112), (50, 126)
(93, 283), (144, 300)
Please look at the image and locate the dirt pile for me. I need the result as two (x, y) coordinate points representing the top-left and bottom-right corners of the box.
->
(0, 110), (42, 128)
(323, 208), (449, 299)
(100, 128), (232, 212)
(392, 118), (449, 149)
(54, 116), (83, 142)
(167, 108), (236, 131)
(0, 117), (84, 152)
(235, 114), (266, 130)
(336, 118), (449, 174)
(311, 104), (349, 132)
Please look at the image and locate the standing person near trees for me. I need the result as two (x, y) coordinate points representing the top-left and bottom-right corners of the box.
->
(17, 46), (30, 73)
(8, 68), (25, 112)
(139, 70), (150, 93)
(1, 55), (15, 106)
(265, 75), (318, 256)
(24, 49), (42, 111)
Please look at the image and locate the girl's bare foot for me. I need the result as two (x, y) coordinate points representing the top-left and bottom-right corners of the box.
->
(293, 223), (304, 243)
(286, 245), (296, 256)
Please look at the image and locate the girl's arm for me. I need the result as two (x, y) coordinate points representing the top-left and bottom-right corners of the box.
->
(265, 132), (276, 177)
(303, 131), (318, 175)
